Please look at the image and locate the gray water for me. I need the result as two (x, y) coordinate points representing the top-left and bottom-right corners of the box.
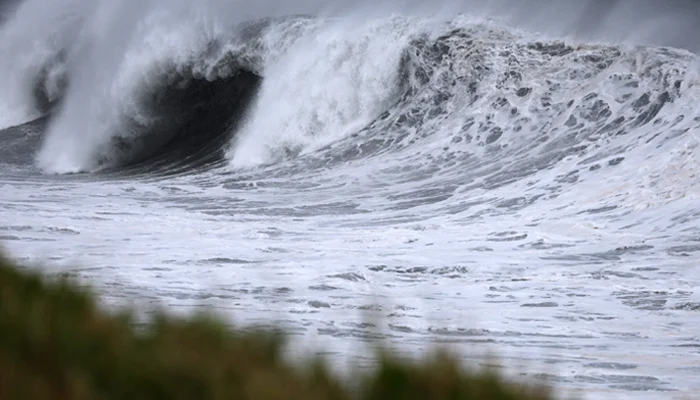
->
(1, 1), (699, 399)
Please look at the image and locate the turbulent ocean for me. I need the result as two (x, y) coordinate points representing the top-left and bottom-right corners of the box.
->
(1, 0), (699, 398)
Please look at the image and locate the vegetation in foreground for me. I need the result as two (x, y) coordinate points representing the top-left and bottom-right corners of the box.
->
(0, 254), (554, 400)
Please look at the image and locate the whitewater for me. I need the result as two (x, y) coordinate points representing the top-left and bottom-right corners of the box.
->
(1, 0), (699, 398)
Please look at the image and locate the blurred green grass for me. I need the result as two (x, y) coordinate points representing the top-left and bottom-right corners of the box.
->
(0, 254), (554, 400)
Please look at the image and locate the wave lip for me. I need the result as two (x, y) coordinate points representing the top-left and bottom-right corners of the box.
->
(227, 16), (420, 169)
(32, 10), (283, 174)
(31, 12), (413, 174)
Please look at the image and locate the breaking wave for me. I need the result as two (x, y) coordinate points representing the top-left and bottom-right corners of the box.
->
(0, 0), (698, 185)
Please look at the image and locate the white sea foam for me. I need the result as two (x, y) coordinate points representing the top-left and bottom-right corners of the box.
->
(228, 16), (421, 168)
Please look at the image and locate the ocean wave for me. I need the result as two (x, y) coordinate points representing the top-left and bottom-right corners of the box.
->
(0, 1), (697, 180)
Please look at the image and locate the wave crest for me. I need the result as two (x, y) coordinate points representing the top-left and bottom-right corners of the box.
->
(0, 2), (696, 179)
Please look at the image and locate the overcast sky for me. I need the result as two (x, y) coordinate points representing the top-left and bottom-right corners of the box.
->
(1, 0), (699, 51)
